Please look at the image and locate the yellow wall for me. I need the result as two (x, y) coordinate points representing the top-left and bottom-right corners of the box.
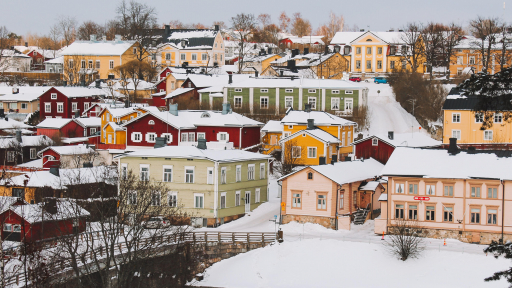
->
(283, 124), (354, 150)
(284, 134), (339, 166)
(450, 48), (509, 76)
(159, 33), (225, 67)
(443, 109), (512, 144)
(100, 108), (145, 143)
(0, 186), (38, 204)
(165, 74), (185, 94)
(261, 131), (282, 155)
(104, 124), (127, 145)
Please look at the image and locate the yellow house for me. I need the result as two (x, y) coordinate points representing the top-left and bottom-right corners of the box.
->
(99, 106), (148, 144)
(261, 120), (283, 155)
(442, 93), (512, 144)
(165, 73), (188, 94)
(156, 29), (225, 68)
(330, 31), (427, 74)
(62, 35), (147, 84)
(243, 54), (282, 75)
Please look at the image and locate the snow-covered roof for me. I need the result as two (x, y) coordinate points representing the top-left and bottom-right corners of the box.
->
(0, 197), (27, 214)
(280, 128), (340, 144)
(382, 147), (512, 180)
(359, 181), (382, 191)
(261, 120), (283, 133)
(187, 74), (251, 87)
(53, 87), (106, 97)
(330, 31), (408, 45)
(281, 110), (356, 127)
(0, 86), (50, 96)
(118, 146), (269, 162)
(61, 137), (90, 144)
(168, 30), (218, 40)
(17, 158), (42, 168)
(164, 87), (194, 99)
(74, 117), (101, 127)
(36, 118), (73, 129)
(0, 92), (41, 102)
(283, 36), (325, 45)
(228, 77), (365, 89)
(352, 133), (441, 148)
(378, 194), (388, 201)
(330, 32), (365, 44)
(103, 106), (141, 118)
(245, 54), (280, 63)
(0, 50), (31, 58)
(61, 40), (136, 56)
(44, 56), (64, 64)
(0, 135), (52, 148)
(9, 199), (90, 224)
(179, 110), (262, 127)
(0, 118), (32, 130)
(279, 158), (384, 184)
(114, 79), (156, 91)
(39, 144), (94, 156)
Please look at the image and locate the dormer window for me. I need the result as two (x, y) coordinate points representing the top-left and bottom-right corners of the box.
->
(307, 172), (313, 180)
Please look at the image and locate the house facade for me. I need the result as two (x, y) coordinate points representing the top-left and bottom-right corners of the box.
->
(0, 135), (52, 166)
(117, 145), (270, 227)
(39, 87), (104, 119)
(0, 92), (40, 114)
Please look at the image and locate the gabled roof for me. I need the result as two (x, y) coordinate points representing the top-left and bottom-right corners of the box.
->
(179, 110), (263, 127)
(0, 118), (32, 130)
(281, 110), (356, 127)
(278, 158), (384, 185)
(102, 106), (141, 118)
(36, 118), (73, 129)
(39, 144), (94, 157)
(330, 31), (409, 45)
(0, 92), (41, 102)
(351, 133), (441, 148)
(74, 117), (101, 127)
(261, 120), (283, 133)
(279, 128), (341, 144)
(0, 135), (52, 148)
(61, 40), (136, 56)
(52, 87), (106, 98)
(9, 199), (90, 224)
(163, 29), (220, 50)
(105, 122), (125, 131)
(164, 87), (194, 99)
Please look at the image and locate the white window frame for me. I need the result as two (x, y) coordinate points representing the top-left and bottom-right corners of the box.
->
(90, 128), (97, 135)
(197, 132), (205, 140)
(308, 89), (316, 93)
(234, 88), (242, 92)
(475, 113), (483, 123)
(452, 130), (461, 140)
(255, 188), (261, 203)
(160, 133), (172, 144)
(235, 191), (241, 206)
(308, 97), (317, 110)
(260, 96), (269, 109)
(146, 132), (157, 143)
(163, 165), (173, 182)
(236, 165), (242, 182)
(331, 90), (340, 94)
(45, 103), (51, 113)
(132, 132), (142, 142)
(494, 113), (503, 123)
(207, 167), (214, 184)
(247, 164), (255, 180)
(452, 113), (461, 123)
(194, 193), (204, 208)
(168, 191), (178, 207)
(345, 90), (353, 94)
(220, 192), (227, 209)
(285, 89), (293, 93)
(181, 133), (188, 142)
(188, 132), (195, 142)
(344, 98), (353, 111)
(72, 102), (77, 112)
(109, 60), (114, 69)
(372, 138), (378, 146)
(51, 93), (57, 99)
(140, 164), (150, 181)
(191, 53), (197, 61)
(285, 96), (293, 108)
(307, 147), (317, 158)
(57, 103), (64, 113)
(180, 54), (186, 61)
(202, 53), (207, 61)
(148, 120), (155, 125)
(260, 89), (269, 93)
(151, 191), (161, 206)
(221, 167), (227, 184)
(107, 134), (113, 143)
(484, 130), (493, 141)
(234, 96), (242, 108)
(30, 148), (36, 159)
(218, 132), (228, 142)
(185, 166), (195, 183)
(331, 97), (340, 110)
(260, 163), (265, 179)
(20, 103), (27, 110)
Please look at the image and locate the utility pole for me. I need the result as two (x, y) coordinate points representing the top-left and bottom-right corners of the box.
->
(407, 98), (417, 138)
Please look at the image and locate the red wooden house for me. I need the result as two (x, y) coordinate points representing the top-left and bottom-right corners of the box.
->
(352, 132), (441, 164)
(0, 198), (89, 243)
(155, 67), (171, 93)
(39, 87), (105, 119)
(122, 106), (262, 150)
(38, 144), (96, 169)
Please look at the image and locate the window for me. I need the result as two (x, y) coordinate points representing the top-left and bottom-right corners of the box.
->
(285, 89), (293, 93)
(9, 103), (16, 110)
(292, 192), (302, 208)
(307, 172), (313, 180)
(395, 183), (404, 194)
(236, 165), (241, 182)
(347, 132), (351, 143)
(181, 133), (188, 142)
(140, 165), (149, 181)
(188, 132), (195, 142)
(194, 194), (204, 208)
(57, 103), (63, 113)
(452, 130), (461, 140)
(344, 98), (353, 112)
(443, 206), (453, 222)
(255, 188), (261, 203)
(68, 60), (73, 69)
(30, 148), (36, 159)
(402, 61), (407, 69)
(444, 185), (453, 197)
(282, 96), (293, 109)
(221, 167), (227, 184)
(128, 191), (137, 205)
(260, 89), (269, 93)
(469, 56), (475, 65)
(163, 166), (172, 182)
(168, 192), (177, 207)
(3, 224), (12, 232)
(7, 151), (15, 162)
(248, 164), (255, 180)
(148, 120), (155, 125)
(494, 113), (503, 123)
(181, 54), (186, 60)
(356, 47), (361, 54)
(12, 188), (24, 198)
(234, 88), (242, 92)
(218, 132), (228, 142)
(408, 205), (418, 220)
(339, 192), (344, 209)
(470, 208), (480, 224)
(292, 146), (301, 158)
(487, 208), (497, 225)
(202, 53), (207, 61)
(377, 47), (383, 54)
(331, 98), (340, 110)
(206, 167), (214, 184)
(475, 113), (483, 123)
(307, 147), (317, 158)
(484, 130), (493, 141)
(81, 60), (86, 69)
(51, 93), (57, 99)
(151, 191), (161, 206)
(132, 132), (142, 142)
(234, 96), (243, 108)
(317, 194), (326, 210)
(235, 191), (241, 206)
(366, 47), (372, 54)
(366, 60), (371, 69)
(457, 56), (463, 65)
(260, 97), (268, 109)
(308, 89), (316, 93)
(84, 103), (90, 111)
(390, 61), (395, 69)
(72, 102), (77, 112)
(341, 132), (345, 146)
(88, 60), (93, 69)
(308, 97), (316, 109)
(372, 138), (378, 146)
(121, 164), (127, 180)
(471, 186), (481, 198)
(109, 60), (114, 69)
(356, 60), (361, 69)
(426, 184), (436, 195)
(377, 60), (382, 69)
(426, 205), (435, 221)
(21, 103), (27, 110)
(395, 204), (404, 219)
(146, 133), (156, 143)
(220, 192), (226, 209)
(488, 187), (498, 199)
(192, 54), (197, 61)
(161, 133), (172, 143)
(408, 184), (418, 194)
(452, 113), (461, 123)
(185, 167), (194, 183)
(260, 163), (265, 179)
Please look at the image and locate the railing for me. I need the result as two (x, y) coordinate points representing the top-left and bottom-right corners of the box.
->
(335, 110), (353, 117)
(4, 231), (276, 287)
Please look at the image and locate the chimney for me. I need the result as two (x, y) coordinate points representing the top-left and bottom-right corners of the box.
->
(12, 87), (19, 94)
(228, 74), (233, 84)
(388, 131), (394, 140)
(259, 48), (265, 56)
(344, 46), (351, 55)
(222, 103), (231, 115)
(268, 47), (272, 54)
(214, 24), (220, 31)
(280, 70), (284, 77)
(74, 110), (80, 118)
(334, 45), (341, 53)
(181, 40), (187, 48)
(165, 25), (170, 36)
(49, 166), (59, 177)
(324, 45), (329, 55)
(15, 130), (22, 143)
(0, 109), (4, 118)
(95, 79), (101, 88)
(304, 103), (311, 113)
(63, 80), (67, 87)
(307, 119), (315, 130)
(90, 34), (96, 41)
(197, 138), (207, 150)
(82, 162), (93, 168)
(291, 49), (299, 58)
(255, 70), (259, 78)
(287, 60), (296, 70)
(25, 42), (28, 47)
(115, 35), (122, 42)
(448, 138), (459, 155)
(124, 98), (130, 108)
(360, 29), (365, 32)
(398, 29), (404, 32)
(154, 137), (167, 148)
(43, 198), (58, 215)
(169, 103), (178, 116)
(304, 47), (309, 55)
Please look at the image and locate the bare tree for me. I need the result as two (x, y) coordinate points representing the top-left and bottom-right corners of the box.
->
(441, 23), (463, 80)
(384, 219), (426, 261)
(421, 22), (445, 79)
(317, 11), (344, 45)
(277, 138), (305, 177)
(290, 13), (311, 38)
(398, 22), (424, 73)
(231, 13), (257, 73)
(498, 23), (512, 72)
(56, 15), (77, 47)
(469, 16), (502, 73)
(76, 21), (105, 41)
(278, 12), (291, 33)
(111, 59), (157, 103)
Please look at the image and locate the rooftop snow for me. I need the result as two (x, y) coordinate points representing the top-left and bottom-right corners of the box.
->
(0, 135), (52, 148)
(281, 110), (356, 126)
(280, 128), (341, 144)
(36, 118), (73, 129)
(0, 118), (32, 130)
(261, 120), (283, 133)
(9, 199), (90, 224)
(74, 117), (101, 127)
(119, 146), (269, 162)
(164, 87), (194, 99)
(352, 133), (441, 148)
(40, 144), (94, 156)
(228, 78), (364, 89)
(61, 40), (136, 56)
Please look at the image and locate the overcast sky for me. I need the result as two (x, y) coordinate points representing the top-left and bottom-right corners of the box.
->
(3, 0), (511, 36)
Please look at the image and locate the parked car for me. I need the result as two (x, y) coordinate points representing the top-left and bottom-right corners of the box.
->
(349, 77), (361, 82)
(143, 216), (171, 229)
(374, 77), (388, 84)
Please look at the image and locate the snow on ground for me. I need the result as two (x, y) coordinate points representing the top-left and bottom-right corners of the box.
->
(195, 238), (509, 288)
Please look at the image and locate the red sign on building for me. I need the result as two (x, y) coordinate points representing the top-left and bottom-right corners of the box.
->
(414, 196), (430, 201)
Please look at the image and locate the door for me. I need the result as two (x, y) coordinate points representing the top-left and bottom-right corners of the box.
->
(359, 192), (371, 210)
(245, 191), (251, 213)
(270, 135), (277, 145)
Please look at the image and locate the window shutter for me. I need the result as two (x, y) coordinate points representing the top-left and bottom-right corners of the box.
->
(217, 133), (220, 141)
(131, 133), (135, 141)
(225, 133), (229, 142)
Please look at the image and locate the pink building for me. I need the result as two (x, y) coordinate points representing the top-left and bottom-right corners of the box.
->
(279, 158), (385, 230)
(379, 142), (512, 244)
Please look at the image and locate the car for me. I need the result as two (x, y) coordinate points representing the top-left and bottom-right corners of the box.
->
(374, 77), (388, 84)
(143, 216), (171, 229)
(349, 77), (361, 82)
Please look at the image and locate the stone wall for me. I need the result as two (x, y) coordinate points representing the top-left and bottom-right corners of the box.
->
(282, 214), (336, 229)
(388, 226), (512, 245)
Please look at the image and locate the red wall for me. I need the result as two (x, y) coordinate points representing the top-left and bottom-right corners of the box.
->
(37, 121), (86, 138)
(156, 81), (166, 93)
(125, 114), (186, 147)
(42, 149), (61, 169)
(37, 128), (60, 139)
(355, 138), (395, 164)
(39, 87), (101, 119)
